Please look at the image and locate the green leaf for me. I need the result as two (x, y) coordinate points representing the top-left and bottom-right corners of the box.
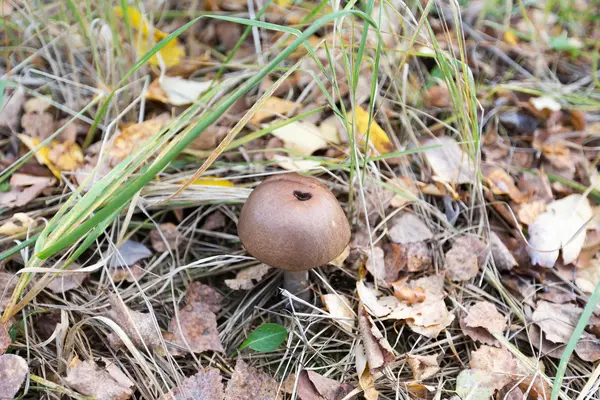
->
(239, 323), (287, 352)
(0, 181), (10, 192)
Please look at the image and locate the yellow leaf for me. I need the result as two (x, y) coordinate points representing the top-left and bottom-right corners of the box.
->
(109, 119), (169, 165)
(250, 97), (299, 125)
(187, 177), (234, 187)
(17, 134), (62, 179)
(0, 213), (36, 236)
(114, 6), (185, 67)
(503, 31), (518, 46)
(47, 142), (84, 172)
(353, 106), (393, 154)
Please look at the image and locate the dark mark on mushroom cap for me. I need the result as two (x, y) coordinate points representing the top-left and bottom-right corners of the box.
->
(238, 173), (351, 271)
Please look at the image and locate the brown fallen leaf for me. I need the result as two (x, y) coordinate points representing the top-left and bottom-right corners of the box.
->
(406, 353), (440, 380)
(460, 301), (507, 346)
(0, 354), (28, 399)
(357, 305), (395, 373)
(0, 213), (36, 236)
(250, 96), (299, 125)
(0, 86), (24, 131)
(171, 367), (224, 400)
(422, 136), (474, 185)
(484, 166), (528, 203)
(184, 282), (224, 313)
(225, 264), (271, 291)
(0, 174), (55, 209)
(46, 263), (88, 294)
(168, 302), (224, 354)
(150, 223), (181, 253)
(294, 369), (354, 400)
(388, 213), (433, 244)
(0, 320), (11, 355)
(424, 85), (451, 108)
(445, 236), (488, 282)
(201, 211), (227, 231)
(189, 126), (229, 151)
(393, 284), (426, 305)
(108, 240), (152, 268)
(404, 242), (433, 272)
(64, 356), (134, 400)
(0, 272), (17, 313)
(322, 293), (355, 333)
(47, 141), (84, 172)
(109, 119), (170, 166)
(23, 96), (52, 114)
(224, 360), (279, 400)
(21, 111), (56, 140)
(490, 232), (518, 271)
(106, 295), (161, 350)
(110, 264), (144, 283)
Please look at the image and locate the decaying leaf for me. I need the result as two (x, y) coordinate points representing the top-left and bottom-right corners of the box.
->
(422, 136), (474, 184)
(357, 305), (395, 373)
(23, 95), (52, 114)
(461, 301), (507, 346)
(169, 302), (224, 354)
(224, 360), (279, 400)
(46, 263), (88, 294)
(356, 280), (394, 318)
(404, 242), (433, 272)
(295, 369), (354, 400)
(272, 121), (332, 156)
(490, 232), (518, 271)
(158, 76), (212, 106)
(393, 284), (426, 305)
(527, 194), (592, 267)
(365, 247), (387, 283)
(0, 86), (24, 131)
(114, 6), (184, 67)
(109, 119), (169, 166)
(47, 141), (84, 172)
(0, 174), (55, 209)
(0, 213), (36, 236)
(106, 295), (161, 350)
(484, 167), (528, 203)
(0, 320), (11, 355)
(184, 282), (224, 313)
(0, 272), (17, 313)
(172, 367), (224, 400)
(0, 354), (28, 399)
(225, 264), (271, 290)
(110, 264), (144, 283)
(322, 293), (355, 333)
(150, 223), (181, 253)
(574, 260), (600, 294)
(445, 236), (488, 281)
(406, 353), (440, 380)
(108, 240), (153, 268)
(455, 369), (497, 400)
(250, 97), (299, 125)
(388, 213), (433, 244)
(424, 85), (451, 108)
(64, 356), (134, 400)
(272, 154), (321, 171)
(357, 362), (378, 400)
(352, 106), (393, 154)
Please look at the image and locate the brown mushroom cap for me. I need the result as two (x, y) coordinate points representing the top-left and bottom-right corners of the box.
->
(238, 173), (351, 271)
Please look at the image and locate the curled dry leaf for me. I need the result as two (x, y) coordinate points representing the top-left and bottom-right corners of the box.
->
(445, 236), (488, 282)
(224, 360), (279, 400)
(250, 96), (299, 125)
(356, 280), (394, 318)
(527, 194), (592, 267)
(46, 263), (88, 294)
(106, 295), (161, 350)
(171, 367), (224, 400)
(357, 305), (395, 373)
(184, 282), (224, 313)
(169, 303), (224, 354)
(406, 353), (440, 381)
(460, 301), (507, 346)
(422, 136), (474, 185)
(490, 232), (518, 271)
(0, 213), (36, 236)
(225, 264), (271, 291)
(108, 240), (152, 268)
(484, 167), (528, 203)
(150, 223), (180, 253)
(272, 121), (331, 156)
(0, 354), (28, 399)
(388, 213), (433, 244)
(109, 119), (169, 166)
(64, 356), (134, 400)
(295, 369), (354, 400)
(394, 284), (426, 305)
(322, 293), (355, 333)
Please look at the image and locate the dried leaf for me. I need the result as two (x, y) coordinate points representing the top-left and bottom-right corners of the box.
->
(388, 213), (433, 244)
(185, 282), (224, 313)
(470, 345), (518, 388)
(168, 302), (224, 353)
(0, 272), (17, 313)
(0, 354), (28, 399)
(225, 264), (271, 290)
(328, 245), (350, 267)
(108, 240), (153, 268)
(21, 111), (56, 140)
(64, 356), (134, 400)
(224, 360), (278, 400)
(0, 213), (36, 236)
(490, 232), (518, 271)
(352, 106), (393, 154)
(273, 155), (321, 171)
(0, 86), (24, 131)
(322, 293), (355, 333)
(271, 121), (333, 156)
(455, 369), (496, 400)
(393, 284), (426, 305)
(0, 321), (10, 355)
(106, 295), (161, 350)
(23, 96), (52, 114)
(250, 97), (299, 125)
(365, 247), (386, 282)
(530, 96), (561, 113)
(461, 301), (507, 345)
(424, 85), (451, 108)
(406, 353), (440, 380)
(357, 364), (378, 400)
(574, 260), (600, 294)
(109, 119), (169, 166)
(0, 175), (55, 209)
(357, 305), (395, 373)
(110, 265), (144, 283)
(445, 236), (488, 281)
(172, 367), (224, 400)
(296, 369), (354, 400)
(114, 6), (184, 67)
(17, 134), (61, 179)
(46, 141), (84, 172)
(527, 194), (592, 267)
(356, 280), (393, 318)
(532, 300), (582, 344)
(404, 242), (433, 272)
(422, 136), (474, 184)
(150, 223), (180, 252)
(46, 263), (88, 294)
(484, 167), (528, 203)
(159, 76), (212, 106)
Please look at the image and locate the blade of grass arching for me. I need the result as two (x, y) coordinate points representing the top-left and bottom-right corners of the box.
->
(38, 10), (380, 260)
(551, 280), (600, 400)
(0, 234), (39, 262)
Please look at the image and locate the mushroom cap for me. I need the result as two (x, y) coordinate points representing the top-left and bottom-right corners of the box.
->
(238, 173), (351, 271)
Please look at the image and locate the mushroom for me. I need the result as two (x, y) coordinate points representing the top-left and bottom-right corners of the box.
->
(238, 173), (351, 302)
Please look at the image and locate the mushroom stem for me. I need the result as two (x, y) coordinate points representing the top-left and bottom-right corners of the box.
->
(283, 270), (312, 304)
